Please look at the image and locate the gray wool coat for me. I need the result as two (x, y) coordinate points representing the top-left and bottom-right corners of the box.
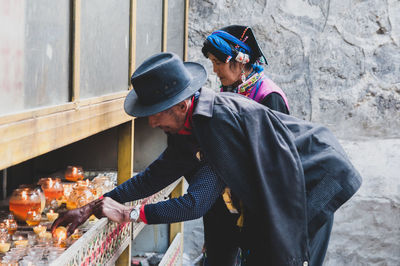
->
(192, 88), (362, 265)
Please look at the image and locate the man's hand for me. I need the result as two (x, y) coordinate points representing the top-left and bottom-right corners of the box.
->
(51, 198), (101, 237)
(51, 197), (134, 237)
(92, 197), (133, 223)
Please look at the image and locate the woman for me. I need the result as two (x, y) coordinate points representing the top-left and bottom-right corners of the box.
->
(202, 25), (289, 114)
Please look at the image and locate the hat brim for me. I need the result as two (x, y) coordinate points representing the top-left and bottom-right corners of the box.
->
(124, 62), (207, 117)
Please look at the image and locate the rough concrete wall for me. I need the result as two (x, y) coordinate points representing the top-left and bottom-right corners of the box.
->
(325, 139), (400, 265)
(184, 0), (400, 265)
(188, 0), (400, 139)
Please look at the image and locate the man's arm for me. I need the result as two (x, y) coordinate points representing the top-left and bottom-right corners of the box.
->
(51, 143), (199, 233)
(95, 164), (225, 225)
(104, 145), (199, 203)
(143, 163), (225, 224)
(52, 163), (224, 235)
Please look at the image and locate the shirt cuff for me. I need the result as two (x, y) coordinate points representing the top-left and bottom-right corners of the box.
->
(140, 205), (148, 224)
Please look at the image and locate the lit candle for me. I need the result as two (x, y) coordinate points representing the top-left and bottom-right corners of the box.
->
(26, 210), (41, 226)
(89, 214), (97, 221)
(53, 226), (67, 248)
(53, 226), (67, 241)
(33, 225), (46, 235)
(14, 236), (28, 248)
(22, 190), (27, 201)
(3, 218), (18, 235)
(65, 166), (84, 181)
(71, 229), (82, 240)
(62, 184), (73, 204)
(57, 233), (66, 248)
(38, 231), (52, 240)
(46, 210), (59, 222)
(0, 240), (10, 253)
(40, 178), (64, 205)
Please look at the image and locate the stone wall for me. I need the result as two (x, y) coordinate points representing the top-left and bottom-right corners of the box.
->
(184, 0), (400, 265)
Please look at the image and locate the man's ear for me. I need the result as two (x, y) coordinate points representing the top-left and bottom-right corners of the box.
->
(176, 99), (190, 113)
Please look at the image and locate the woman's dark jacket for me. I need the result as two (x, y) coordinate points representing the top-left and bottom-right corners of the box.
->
(192, 88), (362, 265)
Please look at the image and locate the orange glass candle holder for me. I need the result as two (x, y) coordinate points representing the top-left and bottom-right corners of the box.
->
(3, 214), (18, 235)
(66, 180), (95, 210)
(19, 185), (46, 214)
(9, 188), (41, 221)
(62, 183), (74, 204)
(65, 166), (84, 182)
(39, 178), (64, 202)
(53, 226), (67, 247)
(26, 209), (41, 226)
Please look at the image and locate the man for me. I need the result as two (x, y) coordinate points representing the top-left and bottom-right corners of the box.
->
(52, 52), (362, 265)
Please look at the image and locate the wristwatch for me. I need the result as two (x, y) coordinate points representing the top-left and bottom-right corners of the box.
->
(129, 205), (141, 222)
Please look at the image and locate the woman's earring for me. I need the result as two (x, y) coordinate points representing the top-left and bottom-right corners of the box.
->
(241, 69), (246, 83)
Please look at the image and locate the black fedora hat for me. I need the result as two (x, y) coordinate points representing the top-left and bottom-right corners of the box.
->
(124, 52), (207, 117)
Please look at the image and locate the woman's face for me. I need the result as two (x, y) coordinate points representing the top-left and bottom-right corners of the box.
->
(208, 53), (242, 86)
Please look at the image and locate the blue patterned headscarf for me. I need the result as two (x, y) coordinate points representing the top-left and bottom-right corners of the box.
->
(207, 31), (252, 56)
(202, 25), (267, 73)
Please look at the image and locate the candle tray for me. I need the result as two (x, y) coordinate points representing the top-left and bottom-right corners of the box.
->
(50, 178), (182, 266)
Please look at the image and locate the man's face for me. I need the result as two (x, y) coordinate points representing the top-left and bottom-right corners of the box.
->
(148, 103), (188, 134)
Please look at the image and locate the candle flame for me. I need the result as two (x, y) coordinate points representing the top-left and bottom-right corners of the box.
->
(22, 191), (27, 200)
(72, 167), (77, 175)
(58, 231), (66, 243)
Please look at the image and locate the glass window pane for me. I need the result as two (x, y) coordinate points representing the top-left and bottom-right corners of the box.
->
(0, 0), (70, 116)
(167, 0), (185, 59)
(80, 0), (130, 99)
(136, 0), (163, 67)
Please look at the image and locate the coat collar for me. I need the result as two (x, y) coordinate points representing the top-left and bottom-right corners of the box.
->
(193, 88), (215, 118)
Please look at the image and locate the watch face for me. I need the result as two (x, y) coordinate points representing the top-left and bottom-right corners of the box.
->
(130, 208), (139, 221)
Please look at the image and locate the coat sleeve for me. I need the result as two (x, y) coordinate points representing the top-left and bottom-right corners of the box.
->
(104, 144), (198, 203)
(144, 163), (225, 224)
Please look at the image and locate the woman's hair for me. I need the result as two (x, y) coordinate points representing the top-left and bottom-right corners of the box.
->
(202, 25), (267, 67)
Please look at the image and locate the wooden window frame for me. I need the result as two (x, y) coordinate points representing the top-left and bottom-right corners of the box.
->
(0, 0), (189, 173)
(0, 0), (189, 264)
